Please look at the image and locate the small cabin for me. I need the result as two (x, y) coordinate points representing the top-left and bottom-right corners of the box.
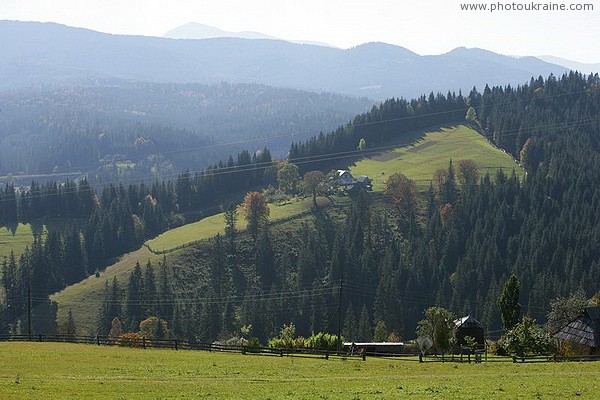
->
(337, 170), (355, 186)
(453, 315), (485, 348)
(555, 307), (600, 355)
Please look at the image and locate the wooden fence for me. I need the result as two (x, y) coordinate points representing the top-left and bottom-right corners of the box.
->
(1, 334), (598, 363)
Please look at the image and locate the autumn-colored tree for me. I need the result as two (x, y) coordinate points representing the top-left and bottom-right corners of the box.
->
(465, 106), (478, 126)
(109, 317), (123, 339)
(303, 171), (325, 207)
(439, 203), (455, 227)
(433, 167), (449, 202)
(358, 138), (366, 151)
(241, 191), (270, 240)
(383, 173), (417, 221)
(139, 316), (169, 339)
(457, 159), (479, 186)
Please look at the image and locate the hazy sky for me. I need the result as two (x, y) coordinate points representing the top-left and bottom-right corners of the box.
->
(1, 0), (599, 63)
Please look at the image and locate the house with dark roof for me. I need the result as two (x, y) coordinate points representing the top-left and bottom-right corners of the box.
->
(336, 170), (373, 193)
(453, 315), (485, 347)
(555, 306), (600, 355)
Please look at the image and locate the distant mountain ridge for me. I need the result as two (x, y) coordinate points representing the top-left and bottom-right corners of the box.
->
(0, 20), (570, 99)
(537, 55), (600, 75)
(163, 22), (335, 48)
(164, 22), (279, 41)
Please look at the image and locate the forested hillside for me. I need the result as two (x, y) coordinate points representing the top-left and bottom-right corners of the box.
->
(0, 81), (371, 181)
(2, 73), (599, 345)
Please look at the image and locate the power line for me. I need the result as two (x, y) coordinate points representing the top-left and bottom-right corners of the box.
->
(2, 84), (598, 179)
(1, 116), (597, 205)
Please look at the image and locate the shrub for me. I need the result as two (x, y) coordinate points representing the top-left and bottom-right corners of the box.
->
(501, 316), (556, 358)
(305, 332), (341, 351)
(117, 332), (145, 348)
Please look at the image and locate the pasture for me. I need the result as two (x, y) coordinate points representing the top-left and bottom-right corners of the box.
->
(350, 125), (524, 191)
(145, 196), (330, 252)
(0, 342), (597, 399)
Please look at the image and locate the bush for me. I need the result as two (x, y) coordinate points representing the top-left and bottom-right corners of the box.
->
(117, 332), (145, 348)
(268, 324), (341, 351)
(305, 332), (341, 351)
(501, 316), (556, 358)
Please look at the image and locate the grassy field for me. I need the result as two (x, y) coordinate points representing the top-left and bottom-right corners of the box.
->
(0, 342), (598, 399)
(0, 218), (83, 268)
(52, 198), (329, 333)
(350, 125), (524, 191)
(52, 124), (520, 335)
(0, 223), (38, 263)
(146, 196), (330, 252)
(51, 245), (163, 333)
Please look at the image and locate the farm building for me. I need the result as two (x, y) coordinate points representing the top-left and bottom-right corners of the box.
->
(555, 307), (600, 355)
(453, 315), (485, 347)
(336, 170), (355, 186)
(336, 170), (373, 193)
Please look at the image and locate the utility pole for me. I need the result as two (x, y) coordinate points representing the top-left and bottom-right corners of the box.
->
(27, 285), (32, 336)
(336, 278), (343, 352)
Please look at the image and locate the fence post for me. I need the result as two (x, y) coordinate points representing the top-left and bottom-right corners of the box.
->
(38, 334), (42, 342)
(362, 352), (366, 361)
(325, 350), (329, 360)
(143, 337), (146, 349)
(97, 335), (100, 346)
(419, 353), (423, 363)
(242, 346), (246, 355)
(174, 340), (178, 351)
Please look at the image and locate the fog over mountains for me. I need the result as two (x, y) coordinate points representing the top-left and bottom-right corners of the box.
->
(0, 21), (574, 99)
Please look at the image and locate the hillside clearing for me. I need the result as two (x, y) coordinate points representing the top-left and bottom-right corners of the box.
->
(0, 342), (598, 399)
(350, 125), (523, 190)
(52, 198), (331, 333)
(0, 218), (83, 268)
(146, 196), (330, 252)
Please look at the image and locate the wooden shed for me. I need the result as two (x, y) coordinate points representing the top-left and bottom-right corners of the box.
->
(453, 315), (485, 347)
(555, 307), (600, 355)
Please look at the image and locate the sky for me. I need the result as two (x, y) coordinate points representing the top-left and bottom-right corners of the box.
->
(1, 0), (599, 63)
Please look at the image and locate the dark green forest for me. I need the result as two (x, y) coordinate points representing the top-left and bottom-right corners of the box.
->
(0, 81), (371, 182)
(1, 73), (599, 344)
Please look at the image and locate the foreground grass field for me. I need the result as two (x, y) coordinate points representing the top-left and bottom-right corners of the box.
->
(0, 342), (598, 399)
(350, 125), (524, 191)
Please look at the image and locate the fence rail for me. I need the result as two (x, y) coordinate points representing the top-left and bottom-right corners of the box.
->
(1, 335), (599, 363)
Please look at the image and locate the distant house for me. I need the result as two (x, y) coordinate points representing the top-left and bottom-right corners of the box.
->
(555, 307), (600, 355)
(356, 175), (373, 190)
(453, 315), (485, 348)
(337, 170), (355, 186)
(337, 170), (373, 193)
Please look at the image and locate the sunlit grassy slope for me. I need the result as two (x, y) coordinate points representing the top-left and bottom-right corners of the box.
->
(52, 124), (520, 333)
(52, 198), (329, 332)
(146, 197), (329, 252)
(0, 218), (82, 273)
(350, 124), (523, 190)
(0, 223), (38, 262)
(0, 342), (598, 399)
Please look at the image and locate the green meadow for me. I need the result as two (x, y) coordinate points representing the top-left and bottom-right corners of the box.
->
(0, 342), (597, 399)
(146, 196), (329, 252)
(350, 125), (524, 191)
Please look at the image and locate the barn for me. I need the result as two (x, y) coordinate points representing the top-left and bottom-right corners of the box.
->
(453, 315), (485, 348)
(555, 306), (600, 355)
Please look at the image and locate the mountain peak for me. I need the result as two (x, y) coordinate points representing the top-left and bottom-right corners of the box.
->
(163, 22), (278, 41)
